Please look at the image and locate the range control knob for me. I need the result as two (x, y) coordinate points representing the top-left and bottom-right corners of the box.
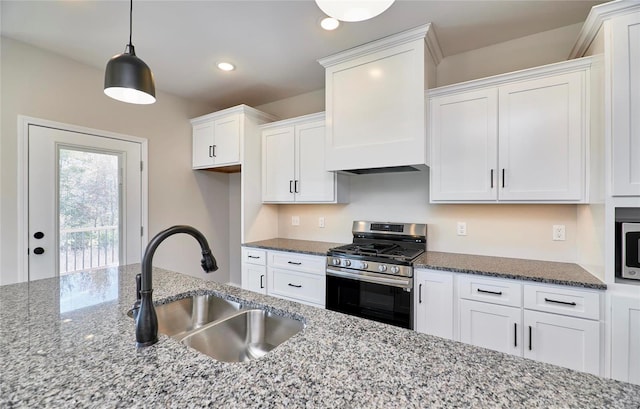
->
(332, 258), (341, 266)
(344, 260), (351, 267)
(390, 266), (400, 274)
(360, 262), (369, 269)
(378, 264), (387, 272)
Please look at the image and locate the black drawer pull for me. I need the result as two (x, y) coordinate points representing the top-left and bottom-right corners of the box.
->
(477, 288), (503, 296)
(288, 283), (302, 288)
(287, 261), (302, 265)
(544, 298), (577, 306)
(247, 255), (260, 259)
(514, 323), (517, 347)
(528, 326), (532, 351)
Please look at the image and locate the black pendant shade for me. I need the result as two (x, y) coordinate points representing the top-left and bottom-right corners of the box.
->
(104, 0), (156, 104)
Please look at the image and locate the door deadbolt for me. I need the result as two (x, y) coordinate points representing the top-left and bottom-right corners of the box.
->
(33, 247), (45, 255)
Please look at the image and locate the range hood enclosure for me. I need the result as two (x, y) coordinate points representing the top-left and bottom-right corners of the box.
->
(319, 24), (440, 173)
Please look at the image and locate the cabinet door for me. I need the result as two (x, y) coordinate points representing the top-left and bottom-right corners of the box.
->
(611, 294), (640, 384)
(611, 12), (640, 196)
(213, 114), (241, 166)
(241, 263), (267, 295)
(523, 310), (600, 375)
(262, 127), (295, 202)
(415, 269), (454, 340)
(192, 121), (215, 168)
(459, 299), (522, 357)
(498, 72), (584, 201)
(295, 120), (335, 202)
(430, 88), (498, 201)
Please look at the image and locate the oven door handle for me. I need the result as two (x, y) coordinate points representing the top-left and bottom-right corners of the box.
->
(326, 268), (412, 289)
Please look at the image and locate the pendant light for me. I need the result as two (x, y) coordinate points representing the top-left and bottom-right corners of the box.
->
(104, 0), (156, 104)
(315, 0), (395, 22)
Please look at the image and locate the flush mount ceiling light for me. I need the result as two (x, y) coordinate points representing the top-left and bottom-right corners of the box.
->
(320, 17), (340, 31)
(104, 0), (156, 104)
(217, 62), (236, 71)
(315, 0), (395, 22)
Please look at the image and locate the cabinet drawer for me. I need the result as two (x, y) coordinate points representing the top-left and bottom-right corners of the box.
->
(269, 251), (325, 274)
(458, 275), (522, 307)
(242, 248), (266, 266)
(523, 284), (601, 320)
(269, 268), (325, 306)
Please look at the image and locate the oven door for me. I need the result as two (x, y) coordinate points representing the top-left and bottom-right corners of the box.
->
(326, 267), (413, 329)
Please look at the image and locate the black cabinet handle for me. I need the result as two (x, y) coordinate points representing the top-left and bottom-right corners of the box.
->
(477, 288), (503, 296)
(212, 145), (216, 157)
(289, 180), (293, 193)
(33, 247), (45, 255)
(247, 255), (260, 259)
(260, 275), (265, 289)
(294, 180), (299, 193)
(501, 169), (505, 188)
(490, 169), (494, 188)
(287, 261), (302, 265)
(419, 283), (423, 304)
(288, 283), (302, 288)
(528, 326), (532, 351)
(514, 323), (517, 347)
(208, 145), (213, 158)
(544, 297), (577, 306)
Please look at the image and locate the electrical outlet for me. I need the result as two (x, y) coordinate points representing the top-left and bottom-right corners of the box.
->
(457, 222), (467, 236)
(552, 225), (566, 241)
(292, 216), (300, 226)
(319, 217), (325, 228)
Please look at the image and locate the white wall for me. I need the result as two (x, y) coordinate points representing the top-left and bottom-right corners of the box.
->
(0, 37), (231, 285)
(256, 23), (593, 264)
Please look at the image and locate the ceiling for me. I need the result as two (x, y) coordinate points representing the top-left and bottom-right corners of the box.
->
(1, 0), (605, 109)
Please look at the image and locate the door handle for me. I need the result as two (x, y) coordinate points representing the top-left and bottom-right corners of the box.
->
(418, 283), (422, 304)
(514, 323), (517, 347)
(212, 145), (216, 157)
(490, 169), (494, 189)
(294, 180), (299, 193)
(528, 325), (532, 351)
(501, 168), (505, 188)
(33, 247), (45, 255)
(289, 180), (293, 193)
(260, 275), (265, 289)
(208, 145), (213, 158)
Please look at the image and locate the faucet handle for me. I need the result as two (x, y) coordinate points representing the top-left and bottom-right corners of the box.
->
(133, 273), (142, 311)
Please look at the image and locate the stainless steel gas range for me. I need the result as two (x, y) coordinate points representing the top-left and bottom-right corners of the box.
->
(325, 221), (427, 329)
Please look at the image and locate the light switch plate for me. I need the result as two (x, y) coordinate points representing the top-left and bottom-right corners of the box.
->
(292, 216), (300, 226)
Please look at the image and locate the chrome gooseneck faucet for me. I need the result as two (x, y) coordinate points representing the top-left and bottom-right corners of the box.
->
(135, 225), (218, 347)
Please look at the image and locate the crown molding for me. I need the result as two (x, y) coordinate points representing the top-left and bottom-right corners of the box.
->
(569, 0), (640, 59)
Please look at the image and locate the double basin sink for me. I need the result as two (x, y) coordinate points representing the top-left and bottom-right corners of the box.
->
(130, 294), (304, 362)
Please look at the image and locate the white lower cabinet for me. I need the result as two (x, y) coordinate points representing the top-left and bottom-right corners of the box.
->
(414, 269), (454, 340)
(416, 272), (603, 375)
(241, 247), (325, 308)
(611, 294), (640, 385)
(459, 299), (522, 357)
(523, 310), (600, 375)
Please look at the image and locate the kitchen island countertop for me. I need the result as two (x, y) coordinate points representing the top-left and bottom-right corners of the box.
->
(1, 265), (635, 408)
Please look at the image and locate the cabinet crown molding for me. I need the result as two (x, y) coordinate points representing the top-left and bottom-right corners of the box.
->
(569, 0), (640, 59)
(318, 23), (442, 67)
(259, 112), (325, 130)
(190, 104), (278, 125)
(429, 56), (594, 97)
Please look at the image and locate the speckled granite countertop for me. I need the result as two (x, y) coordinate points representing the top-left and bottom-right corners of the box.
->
(414, 251), (606, 290)
(244, 239), (605, 289)
(2, 265), (635, 408)
(243, 238), (345, 256)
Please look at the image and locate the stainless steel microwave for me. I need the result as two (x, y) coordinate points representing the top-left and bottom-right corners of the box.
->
(622, 222), (640, 280)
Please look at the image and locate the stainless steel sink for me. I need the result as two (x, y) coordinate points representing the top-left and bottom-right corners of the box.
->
(129, 294), (242, 340)
(181, 309), (304, 362)
(128, 294), (304, 361)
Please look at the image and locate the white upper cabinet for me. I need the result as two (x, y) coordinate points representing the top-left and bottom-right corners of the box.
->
(429, 58), (592, 203)
(191, 105), (277, 171)
(261, 113), (348, 204)
(611, 11), (640, 196)
(319, 24), (439, 173)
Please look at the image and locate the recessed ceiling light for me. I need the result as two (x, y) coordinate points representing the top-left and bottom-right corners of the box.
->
(320, 17), (340, 31)
(217, 62), (235, 71)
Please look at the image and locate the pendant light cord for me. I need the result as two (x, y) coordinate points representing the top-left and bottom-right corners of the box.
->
(129, 0), (133, 47)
